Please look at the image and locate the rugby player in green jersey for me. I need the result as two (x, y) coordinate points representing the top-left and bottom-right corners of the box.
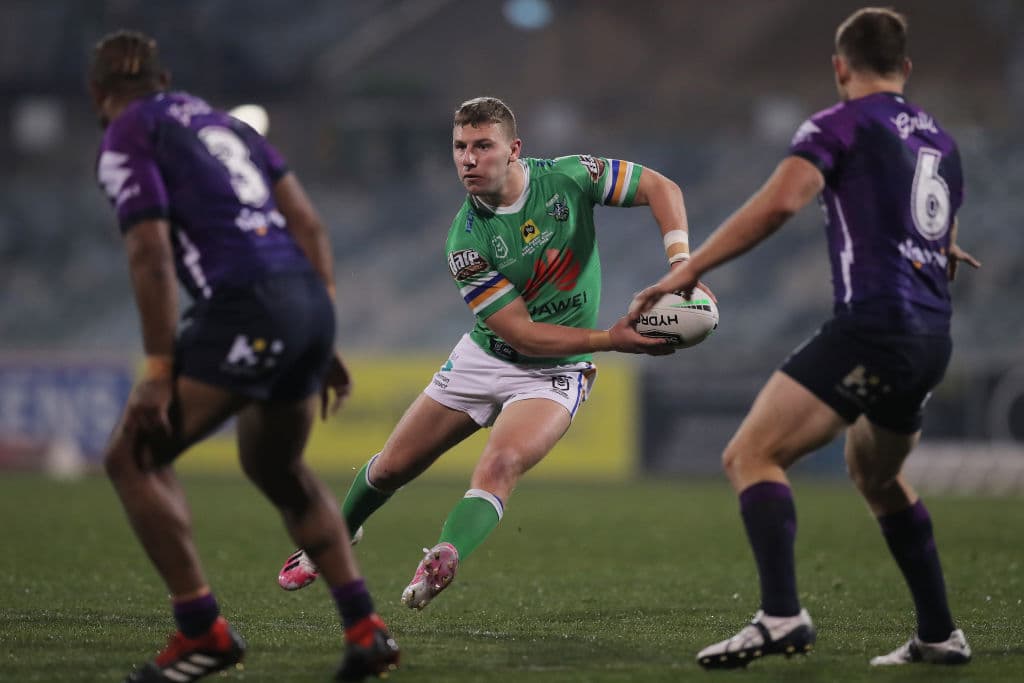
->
(279, 96), (708, 610)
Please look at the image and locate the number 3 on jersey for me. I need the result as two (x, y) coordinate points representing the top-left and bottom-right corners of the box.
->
(198, 126), (269, 207)
(910, 147), (950, 241)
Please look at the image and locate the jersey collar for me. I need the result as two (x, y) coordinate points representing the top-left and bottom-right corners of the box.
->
(470, 159), (531, 215)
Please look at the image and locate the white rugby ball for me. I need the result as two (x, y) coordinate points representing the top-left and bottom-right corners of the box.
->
(635, 288), (718, 348)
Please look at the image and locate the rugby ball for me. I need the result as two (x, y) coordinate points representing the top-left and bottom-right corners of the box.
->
(635, 288), (718, 349)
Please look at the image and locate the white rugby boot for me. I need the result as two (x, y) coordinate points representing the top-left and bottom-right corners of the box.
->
(870, 628), (971, 666)
(697, 609), (816, 669)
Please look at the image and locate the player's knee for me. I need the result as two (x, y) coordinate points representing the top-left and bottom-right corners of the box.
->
(244, 459), (316, 517)
(268, 478), (316, 519)
(722, 440), (762, 478)
(103, 448), (126, 481)
(103, 436), (138, 482)
(847, 462), (896, 499)
(475, 449), (523, 489)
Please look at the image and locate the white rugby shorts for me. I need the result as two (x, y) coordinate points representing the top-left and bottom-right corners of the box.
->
(423, 334), (597, 427)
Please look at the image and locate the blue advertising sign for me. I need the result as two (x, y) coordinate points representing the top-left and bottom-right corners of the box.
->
(0, 356), (133, 462)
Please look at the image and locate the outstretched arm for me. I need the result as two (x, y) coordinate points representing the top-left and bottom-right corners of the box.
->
(485, 297), (674, 357)
(631, 155), (823, 316)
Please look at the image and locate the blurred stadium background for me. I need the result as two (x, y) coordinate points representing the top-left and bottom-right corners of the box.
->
(1, 0), (1022, 490)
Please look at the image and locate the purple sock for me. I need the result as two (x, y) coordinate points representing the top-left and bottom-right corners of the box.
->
(331, 579), (375, 629)
(739, 481), (800, 617)
(173, 592), (219, 638)
(878, 499), (956, 642)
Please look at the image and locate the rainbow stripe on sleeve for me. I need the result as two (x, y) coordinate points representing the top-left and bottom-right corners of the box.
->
(460, 272), (515, 315)
(602, 159), (637, 206)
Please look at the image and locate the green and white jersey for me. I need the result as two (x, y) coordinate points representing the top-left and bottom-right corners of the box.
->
(445, 155), (643, 365)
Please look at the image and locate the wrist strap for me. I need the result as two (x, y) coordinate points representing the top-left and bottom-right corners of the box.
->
(663, 229), (690, 263)
(669, 252), (691, 264)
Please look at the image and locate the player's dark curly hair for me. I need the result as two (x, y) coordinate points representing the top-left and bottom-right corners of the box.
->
(453, 97), (518, 139)
(835, 7), (908, 77)
(89, 30), (165, 95)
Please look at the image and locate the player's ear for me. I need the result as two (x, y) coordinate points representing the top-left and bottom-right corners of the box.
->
(158, 69), (171, 90)
(901, 58), (912, 81)
(508, 138), (523, 164)
(832, 54), (853, 87)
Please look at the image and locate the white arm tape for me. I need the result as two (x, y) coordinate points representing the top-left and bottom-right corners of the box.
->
(668, 252), (691, 264)
(662, 229), (689, 250)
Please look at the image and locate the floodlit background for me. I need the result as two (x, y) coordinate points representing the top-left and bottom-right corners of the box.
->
(0, 0), (1022, 486)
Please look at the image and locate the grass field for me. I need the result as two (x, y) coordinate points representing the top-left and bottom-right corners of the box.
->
(1, 473), (1021, 682)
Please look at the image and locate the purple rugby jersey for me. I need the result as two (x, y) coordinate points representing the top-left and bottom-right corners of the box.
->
(96, 91), (311, 300)
(789, 92), (963, 335)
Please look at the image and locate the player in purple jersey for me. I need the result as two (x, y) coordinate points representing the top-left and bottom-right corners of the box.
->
(631, 8), (980, 669)
(89, 31), (398, 682)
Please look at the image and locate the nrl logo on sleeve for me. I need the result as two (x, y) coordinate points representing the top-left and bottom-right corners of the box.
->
(448, 249), (489, 279)
(577, 155), (605, 182)
(491, 235), (509, 259)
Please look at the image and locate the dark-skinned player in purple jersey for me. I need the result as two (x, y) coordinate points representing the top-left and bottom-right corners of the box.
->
(631, 7), (980, 670)
(90, 30), (398, 682)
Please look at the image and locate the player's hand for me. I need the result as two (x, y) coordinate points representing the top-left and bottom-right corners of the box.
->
(124, 377), (173, 436)
(694, 279), (718, 304)
(629, 284), (670, 320)
(629, 261), (703, 319)
(947, 243), (980, 282)
(668, 261), (718, 302)
(608, 315), (676, 355)
(320, 349), (352, 419)
(124, 376), (174, 469)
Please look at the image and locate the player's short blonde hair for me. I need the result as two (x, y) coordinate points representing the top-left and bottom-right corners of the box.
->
(453, 97), (517, 140)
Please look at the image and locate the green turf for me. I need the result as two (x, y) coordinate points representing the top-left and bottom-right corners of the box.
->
(1, 473), (1020, 682)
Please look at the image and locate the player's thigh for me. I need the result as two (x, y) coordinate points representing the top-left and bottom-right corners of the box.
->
(783, 316), (951, 435)
(728, 371), (848, 470)
(478, 398), (572, 477)
(235, 394), (317, 474)
(375, 393), (481, 483)
(844, 415), (919, 488)
(106, 376), (246, 472)
(175, 376), (250, 446)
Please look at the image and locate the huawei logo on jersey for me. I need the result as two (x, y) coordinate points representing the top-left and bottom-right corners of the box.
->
(522, 249), (580, 302)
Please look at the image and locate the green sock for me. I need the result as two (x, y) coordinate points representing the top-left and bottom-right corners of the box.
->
(438, 490), (503, 560)
(341, 455), (393, 535)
